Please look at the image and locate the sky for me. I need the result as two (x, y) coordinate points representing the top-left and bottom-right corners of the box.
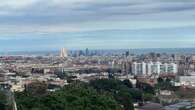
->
(0, 0), (195, 51)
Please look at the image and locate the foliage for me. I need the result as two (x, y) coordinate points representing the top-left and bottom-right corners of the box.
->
(143, 93), (154, 102)
(89, 79), (140, 110)
(0, 90), (14, 110)
(0, 91), (6, 110)
(179, 107), (188, 110)
(15, 83), (122, 110)
(136, 81), (155, 94)
(15, 79), (158, 110)
(115, 90), (134, 110)
(89, 79), (123, 92)
(122, 79), (133, 88)
(155, 77), (174, 90)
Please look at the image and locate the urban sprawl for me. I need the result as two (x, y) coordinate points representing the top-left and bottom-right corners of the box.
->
(1, 48), (195, 110)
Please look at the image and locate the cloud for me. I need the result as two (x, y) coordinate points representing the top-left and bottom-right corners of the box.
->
(0, 0), (38, 9)
(0, 0), (195, 50)
(0, 20), (194, 35)
(0, 0), (194, 19)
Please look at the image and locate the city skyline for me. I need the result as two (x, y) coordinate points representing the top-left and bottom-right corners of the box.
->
(1, 1), (195, 110)
(0, 0), (195, 51)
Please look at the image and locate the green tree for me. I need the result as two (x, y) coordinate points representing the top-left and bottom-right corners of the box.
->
(115, 90), (134, 110)
(143, 93), (154, 101)
(15, 82), (122, 110)
(89, 79), (135, 110)
(136, 81), (155, 94)
(0, 91), (6, 110)
(123, 79), (133, 88)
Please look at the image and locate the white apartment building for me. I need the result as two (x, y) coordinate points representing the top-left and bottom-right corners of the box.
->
(132, 62), (147, 75)
(132, 61), (177, 75)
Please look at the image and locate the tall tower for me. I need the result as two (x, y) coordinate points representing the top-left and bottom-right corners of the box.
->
(60, 48), (68, 58)
(85, 48), (89, 56)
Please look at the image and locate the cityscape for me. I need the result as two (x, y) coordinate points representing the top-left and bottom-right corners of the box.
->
(1, 0), (195, 110)
(1, 48), (195, 110)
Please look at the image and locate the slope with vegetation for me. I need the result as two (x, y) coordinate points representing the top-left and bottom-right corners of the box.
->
(14, 78), (156, 110)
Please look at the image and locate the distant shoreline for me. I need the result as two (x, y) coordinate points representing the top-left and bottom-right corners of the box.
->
(1, 48), (195, 56)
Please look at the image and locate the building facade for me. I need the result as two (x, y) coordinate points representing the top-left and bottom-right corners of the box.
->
(60, 48), (68, 58)
(132, 61), (177, 75)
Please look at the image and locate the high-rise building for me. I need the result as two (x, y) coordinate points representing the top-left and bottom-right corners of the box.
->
(152, 62), (161, 74)
(60, 48), (68, 58)
(147, 62), (153, 75)
(85, 48), (89, 56)
(132, 62), (146, 75)
(132, 61), (177, 75)
(121, 61), (132, 74)
(125, 50), (130, 57)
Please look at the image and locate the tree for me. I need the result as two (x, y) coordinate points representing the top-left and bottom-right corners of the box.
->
(115, 90), (134, 110)
(25, 81), (48, 96)
(123, 79), (133, 88)
(89, 79), (123, 92)
(0, 91), (7, 110)
(15, 82), (122, 110)
(143, 93), (154, 102)
(155, 77), (174, 90)
(136, 81), (155, 94)
(89, 79), (135, 110)
(157, 77), (163, 83)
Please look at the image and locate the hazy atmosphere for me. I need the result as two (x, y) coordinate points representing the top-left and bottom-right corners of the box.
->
(0, 0), (195, 51)
(1, 1), (195, 110)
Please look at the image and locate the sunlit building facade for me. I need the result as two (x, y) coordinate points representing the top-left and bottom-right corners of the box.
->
(132, 61), (177, 75)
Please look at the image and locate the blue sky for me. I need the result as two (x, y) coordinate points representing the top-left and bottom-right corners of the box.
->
(0, 0), (195, 51)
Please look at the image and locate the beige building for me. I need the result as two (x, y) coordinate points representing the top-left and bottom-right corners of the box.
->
(60, 48), (68, 58)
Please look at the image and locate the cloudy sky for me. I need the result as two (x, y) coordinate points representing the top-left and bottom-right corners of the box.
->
(0, 0), (195, 51)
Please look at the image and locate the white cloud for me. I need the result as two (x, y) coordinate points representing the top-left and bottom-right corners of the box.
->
(0, 20), (194, 35)
(0, 0), (194, 33)
(0, 0), (39, 9)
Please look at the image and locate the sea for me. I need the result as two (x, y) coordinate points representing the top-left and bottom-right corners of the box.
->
(1, 48), (195, 56)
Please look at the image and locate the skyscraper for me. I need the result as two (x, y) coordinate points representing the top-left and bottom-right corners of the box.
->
(85, 48), (89, 56)
(60, 48), (68, 58)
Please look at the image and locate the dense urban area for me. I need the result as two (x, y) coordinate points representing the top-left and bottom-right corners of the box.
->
(1, 48), (195, 110)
